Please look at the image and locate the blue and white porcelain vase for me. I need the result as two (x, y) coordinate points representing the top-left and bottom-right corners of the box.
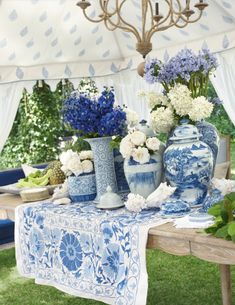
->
(68, 173), (96, 202)
(196, 121), (220, 175)
(164, 122), (214, 206)
(85, 137), (118, 203)
(113, 149), (129, 193)
(124, 152), (163, 198)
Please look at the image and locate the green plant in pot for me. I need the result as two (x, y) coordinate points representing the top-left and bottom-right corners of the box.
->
(205, 192), (235, 242)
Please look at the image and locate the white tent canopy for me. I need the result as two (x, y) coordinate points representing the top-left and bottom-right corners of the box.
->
(0, 0), (235, 152)
(1, 0), (235, 82)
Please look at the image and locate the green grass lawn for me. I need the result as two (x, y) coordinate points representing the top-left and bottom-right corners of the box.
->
(1, 248), (235, 305)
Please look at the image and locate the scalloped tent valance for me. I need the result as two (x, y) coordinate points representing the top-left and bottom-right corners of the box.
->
(0, 0), (235, 83)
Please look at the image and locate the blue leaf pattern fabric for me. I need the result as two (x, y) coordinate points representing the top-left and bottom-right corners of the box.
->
(15, 201), (166, 305)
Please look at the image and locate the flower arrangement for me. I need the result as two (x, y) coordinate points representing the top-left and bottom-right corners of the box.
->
(60, 149), (94, 176)
(62, 87), (138, 138)
(119, 130), (161, 164)
(140, 83), (214, 133)
(142, 48), (220, 133)
(144, 48), (218, 98)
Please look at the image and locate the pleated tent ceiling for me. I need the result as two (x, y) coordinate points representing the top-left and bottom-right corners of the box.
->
(0, 0), (235, 83)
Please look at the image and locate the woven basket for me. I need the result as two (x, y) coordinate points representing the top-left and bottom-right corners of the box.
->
(20, 188), (50, 202)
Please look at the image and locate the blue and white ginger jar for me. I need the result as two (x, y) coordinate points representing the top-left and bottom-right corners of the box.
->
(124, 152), (163, 199)
(196, 121), (220, 175)
(164, 122), (213, 206)
(68, 173), (97, 202)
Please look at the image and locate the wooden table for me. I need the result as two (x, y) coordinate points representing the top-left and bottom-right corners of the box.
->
(1, 193), (235, 305)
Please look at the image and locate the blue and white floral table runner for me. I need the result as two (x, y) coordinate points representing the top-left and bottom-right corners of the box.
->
(15, 201), (168, 305)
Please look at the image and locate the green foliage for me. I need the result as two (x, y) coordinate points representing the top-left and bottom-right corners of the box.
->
(207, 82), (235, 138)
(205, 192), (235, 242)
(0, 80), (74, 169)
(62, 137), (91, 152)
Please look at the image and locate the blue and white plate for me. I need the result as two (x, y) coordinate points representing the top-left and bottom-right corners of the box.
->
(188, 212), (214, 223)
(158, 211), (190, 219)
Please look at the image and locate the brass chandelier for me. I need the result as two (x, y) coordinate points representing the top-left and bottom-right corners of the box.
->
(76, 0), (208, 58)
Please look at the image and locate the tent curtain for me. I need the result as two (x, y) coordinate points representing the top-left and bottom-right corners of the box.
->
(210, 50), (235, 126)
(0, 82), (24, 153)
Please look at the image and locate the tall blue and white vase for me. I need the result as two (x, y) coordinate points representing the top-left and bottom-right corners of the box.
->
(164, 122), (214, 206)
(196, 121), (220, 175)
(124, 152), (163, 198)
(85, 137), (118, 203)
(113, 149), (129, 193)
(68, 173), (97, 202)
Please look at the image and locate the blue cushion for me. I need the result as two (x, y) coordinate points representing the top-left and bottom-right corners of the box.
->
(0, 219), (14, 245)
(0, 164), (47, 186)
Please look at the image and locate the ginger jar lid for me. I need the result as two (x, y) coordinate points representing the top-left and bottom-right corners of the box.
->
(170, 119), (201, 141)
(96, 186), (124, 209)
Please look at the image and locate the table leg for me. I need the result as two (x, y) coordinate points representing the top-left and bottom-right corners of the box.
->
(220, 264), (232, 305)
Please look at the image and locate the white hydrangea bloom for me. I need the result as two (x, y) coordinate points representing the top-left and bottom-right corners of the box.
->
(132, 147), (150, 164)
(130, 130), (146, 146)
(81, 160), (93, 173)
(147, 92), (169, 109)
(124, 108), (139, 126)
(79, 150), (93, 160)
(125, 193), (147, 212)
(167, 84), (193, 116)
(146, 137), (161, 151)
(188, 96), (214, 122)
(150, 107), (175, 133)
(146, 182), (177, 208)
(211, 178), (235, 196)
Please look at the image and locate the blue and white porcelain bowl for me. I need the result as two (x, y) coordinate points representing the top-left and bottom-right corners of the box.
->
(160, 198), (191, 218)
(68, 173), (97, 203)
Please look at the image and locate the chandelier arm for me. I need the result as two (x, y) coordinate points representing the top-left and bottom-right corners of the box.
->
(148, 0), (155, 28)
(114, 0), (141, 41)
(104, 16), (141, 41)
(142, 0), (150, 40)
(82, 9), (106, 23)
(100, 0), (120, 18)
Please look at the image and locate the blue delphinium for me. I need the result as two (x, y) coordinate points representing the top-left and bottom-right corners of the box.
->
(63, 87), (127, 137)
(97, 86), (115, 115)
(98, 107), (126, 137)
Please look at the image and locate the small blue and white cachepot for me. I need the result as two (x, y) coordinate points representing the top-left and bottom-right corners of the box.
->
(124, 152), (163, 199)
(68, 173), (97, 203)
(164, 121), (213, 206)
(201, 188), (224, 212)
